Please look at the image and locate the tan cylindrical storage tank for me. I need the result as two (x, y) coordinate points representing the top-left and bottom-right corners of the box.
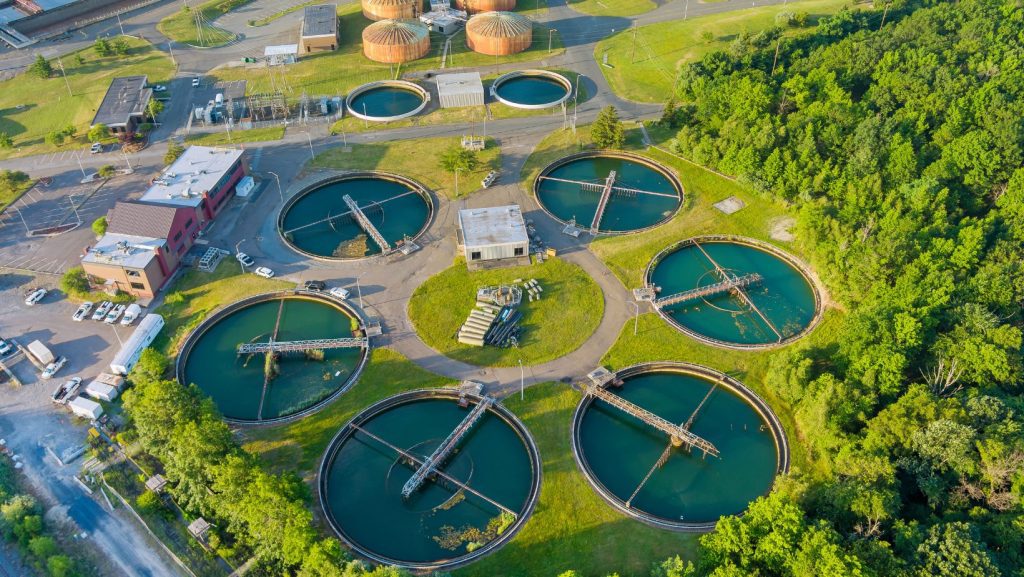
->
(453, 0), (516, 13)
(361, 0), (421, 21)
(466, 11), (532, 56)
(362, 19), (430, 63)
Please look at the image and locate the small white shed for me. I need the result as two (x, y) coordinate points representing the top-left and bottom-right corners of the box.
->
(68, 396), (103, 420)
(458, 205), (529, 263)
(436, 72), (485, 109)
(84, 381), (119, 402)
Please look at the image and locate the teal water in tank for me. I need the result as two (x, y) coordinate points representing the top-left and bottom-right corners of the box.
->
(349, 86), (424, 118)
(323, 398), (534, 564)
(494, 75), (569, 106)
(536, 156), (680, 232)
(281, 177), (429, 258)
(578, 371), (778, 524)
(649, 241), (817, 345)
(182, 297), (361, 421)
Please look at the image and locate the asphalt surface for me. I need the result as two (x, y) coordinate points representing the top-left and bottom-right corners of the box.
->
(0, 0), (794, 574)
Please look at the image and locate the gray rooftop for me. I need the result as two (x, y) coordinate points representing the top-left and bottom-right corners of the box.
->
(436, 72), (484, 98)
(140, 146), (244, 208)
(92, 76), (152, 128)
(302, 4), (337, 37)
(83, 233), (163, 270)
(459, 205), (529, 248)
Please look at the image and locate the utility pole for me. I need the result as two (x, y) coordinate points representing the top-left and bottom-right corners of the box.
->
(879, 2), (890, 29)
(684, 0), (689, 20)
(519, 359), (524, 401)
(234, 239), (246, 272)
(770, 38), (782, 76)
(548, 29), (553, 54)
(305, 131), (314, 160)
(116, 11), (125, 36)
(630, 23), (637, 63)
(56, 56), (72, 97)
(268, 171), (283, 202)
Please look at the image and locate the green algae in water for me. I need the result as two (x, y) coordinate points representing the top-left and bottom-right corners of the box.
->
(323, 398), (534, 565)
(495, 75), (569, 106)
(578, 371), (778, 524)
(281, 177), (429, 259)
(650, 241), (816, 345)
(182, 298), (361, 421)
(536, 156), (680, 232)
(349, 86), (424, 118)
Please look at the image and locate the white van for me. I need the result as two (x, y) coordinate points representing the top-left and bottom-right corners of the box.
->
(120, 304), (142, 326)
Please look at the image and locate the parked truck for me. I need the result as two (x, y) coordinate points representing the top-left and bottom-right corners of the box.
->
(109, 314), (164, 375)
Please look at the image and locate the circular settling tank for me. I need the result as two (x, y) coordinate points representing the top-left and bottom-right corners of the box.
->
(491, 69), (572, 109)
(346, 81), (429, 121)
(319, 390), (541, 570)
(647, 237), (820, 348)
(573, 363), (788, 530)
(177, 293), (367, 424)
(279, 172), (432, 260)
(534, 151), (682, 234)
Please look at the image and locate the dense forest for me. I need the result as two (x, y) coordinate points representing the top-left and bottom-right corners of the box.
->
(657, 0), (1024, 575)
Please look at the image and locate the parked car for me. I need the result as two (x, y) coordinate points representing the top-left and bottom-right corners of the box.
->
(120, 304), (142, 326)
(303, 280), (326, 292)
(481, 170), (498, 188)
(72, 302), (94, 322)
(253, 267), (275, 279)
(0, 338), (11, 356)
(91, 301), (113, 321)
(192, 77), (201, 87)
(328, 287), (350, 300)
(236, 252), (255, 267)
(152, 84), (167, 92)
(24, 288), (47, 306)
(51, 377), (82, 404)
(90, 142), (103, 154)
(41, 356), (68, 380)
(104, 304), (126, 324)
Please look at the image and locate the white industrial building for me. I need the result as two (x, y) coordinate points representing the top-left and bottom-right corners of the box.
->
(436, 72), (484, 109)
(457, 205), (529, 265)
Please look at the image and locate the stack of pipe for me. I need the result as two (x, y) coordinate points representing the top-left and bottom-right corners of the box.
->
(458, 306), (497, 346)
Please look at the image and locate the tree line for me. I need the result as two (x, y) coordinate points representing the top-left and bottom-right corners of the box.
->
(646, 0), (1024, 575)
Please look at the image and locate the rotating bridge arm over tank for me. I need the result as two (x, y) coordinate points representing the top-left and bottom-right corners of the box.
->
(343, 194), (391, 253)
(237, 337), (369, 354)
(582, 381), (719, 458)
(401, 397), (493, 498)
(654, 273), (763, 307)
(691, 241), (784, 342)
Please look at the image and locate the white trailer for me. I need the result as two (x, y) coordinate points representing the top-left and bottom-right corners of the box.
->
(84, 381), (119, 402)
(109, 314), (164, 375)
(26, 340), (55, 366)
(68, 396), (103, 420)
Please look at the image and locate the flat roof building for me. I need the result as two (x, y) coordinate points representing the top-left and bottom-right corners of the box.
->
(107, 200), (202, 259)
(457, 205), (529, 265)
(299, 4), (338, 55)
(140, 146), (247, 224)
(436, 72), (484, 108)
(264, 44), (298, 65)
(91, 75), (152, 134)
(81, 233), (174, 298)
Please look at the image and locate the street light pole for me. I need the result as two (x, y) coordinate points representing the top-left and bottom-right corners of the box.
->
(355, 272), (366, 309)
(628, 300), (639, 336)
(519, 358), (524, 401)
(305, 131), (314, 160)
(268, 171), (283, 203)
(454, 167), (461, 197)
(235, 238), (246, 272)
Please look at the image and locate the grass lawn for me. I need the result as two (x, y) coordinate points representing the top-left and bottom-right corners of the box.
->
(595, 0), (855, 102)
(184, 125), (285, 146)
(567, 0), (657, 17)
(455, 382), (697, 577)
(157, 0), (245, 47)
(241, 348), (455, 475)
(0, 37), (175, 160)
(408, 256), (603, 367)
(210, 3), (564, 99)
(308, 136), (500, 199)
(0, 172), (33, 212)
(154, 259), (293, 356)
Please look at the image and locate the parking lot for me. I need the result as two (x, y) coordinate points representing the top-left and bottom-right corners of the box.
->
(0, 166), (157, 275)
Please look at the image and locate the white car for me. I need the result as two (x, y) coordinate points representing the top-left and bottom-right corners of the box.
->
(72, 302), (94, 322)
(253, 267), (275, 279)
(328, 287), (350, 300)
(90, 142), (103, 154)
(192, 77), (201, 87)
(91, 301), (113, 321)
(236, 252), (255, 267)
(0, 339), (11, 356)
(104, 304), (126, 324)
(42, 356), (67, 380)
(24, 288), (47, 306)
(152, 84), (167, 92)
(120, 304), (142, 326)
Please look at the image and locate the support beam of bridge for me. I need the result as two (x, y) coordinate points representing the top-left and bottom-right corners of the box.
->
(583, 382), (719, 457)
(350, 423), (517, 517)
(344, 194), (391, 253)
(402, 397), (493, 498)
(238, 337), (368, 355)
(655, 273), (763, 307)
(537, 175), (678, 199)
(282, 190), (419, 235)
(590, 170), (617, 234)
